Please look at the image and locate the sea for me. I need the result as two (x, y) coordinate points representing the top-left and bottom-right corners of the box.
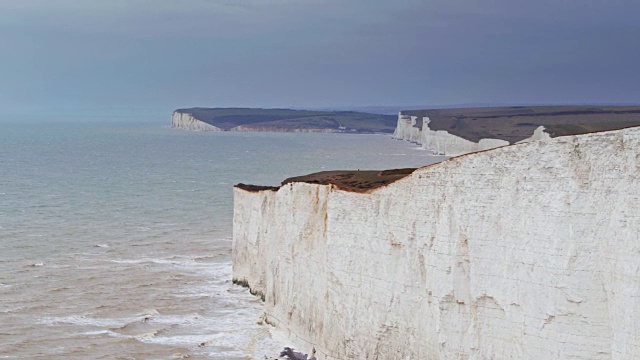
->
(0, 119), (445, 359)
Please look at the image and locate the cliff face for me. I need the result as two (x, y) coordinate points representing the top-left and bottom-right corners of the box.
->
(233, 126), (640, 359)
(171, 111), (223, 131)
(392, 114), (422, 144)
(393, 106), (640, 156)
(393, 114), (511, 155)
(420, 117), (510, 155)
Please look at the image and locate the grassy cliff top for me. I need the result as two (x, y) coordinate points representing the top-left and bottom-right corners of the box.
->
(236, 168), (417, 193)
(174, 107), (397, 133)
(401, 105), (640, 143)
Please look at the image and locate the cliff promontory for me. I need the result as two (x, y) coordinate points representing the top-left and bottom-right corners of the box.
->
(233, 125), (640, 359)
(171, 111), (223, 131)
(393, 105), (640, 156)
(171, 108), (397, 133)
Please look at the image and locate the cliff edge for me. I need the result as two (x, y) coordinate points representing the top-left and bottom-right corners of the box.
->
(233, 126), (640, 359)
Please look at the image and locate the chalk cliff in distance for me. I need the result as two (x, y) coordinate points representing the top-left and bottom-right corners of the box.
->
(171, 111), (222, 131)
(233, 126), (640, 359)
(393, 114), (509, 155)
(393, 105), (640, 156)
(171, 108), (397, 133)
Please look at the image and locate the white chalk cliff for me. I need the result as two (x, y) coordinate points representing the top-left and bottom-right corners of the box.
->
(171, 111), (222, 131)
(233, 126), (640, 359)
(393, 114), (531, 156)
(392, 114), (423, 144)
(170, 112), (342, 133)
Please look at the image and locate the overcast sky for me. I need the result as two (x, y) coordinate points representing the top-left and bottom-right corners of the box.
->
(0, 0), (638, 116)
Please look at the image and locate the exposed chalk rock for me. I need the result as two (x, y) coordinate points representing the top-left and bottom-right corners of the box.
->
(392, 113), (511, 156)
(171, 111), (222, 131)
(392, 114), (423, 144)
(233, 126), (640, 359)
(516, 125), (553, 144)
(420, 117), (510, 156)
(391, 113), (513, 156)
(392, 105), (640, 156)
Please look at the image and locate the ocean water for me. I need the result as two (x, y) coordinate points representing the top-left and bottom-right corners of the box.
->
(0, 119), (445, 359)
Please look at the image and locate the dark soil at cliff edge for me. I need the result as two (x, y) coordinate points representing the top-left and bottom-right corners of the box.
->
(236, 168), (417, 193)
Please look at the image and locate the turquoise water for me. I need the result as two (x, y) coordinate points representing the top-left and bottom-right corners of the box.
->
(0, 120), (444, 359)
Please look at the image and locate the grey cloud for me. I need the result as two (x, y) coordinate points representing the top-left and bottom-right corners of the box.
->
(0, 0), (639, 115)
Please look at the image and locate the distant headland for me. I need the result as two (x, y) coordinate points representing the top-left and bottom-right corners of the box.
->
(171, 107), (397, 133)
